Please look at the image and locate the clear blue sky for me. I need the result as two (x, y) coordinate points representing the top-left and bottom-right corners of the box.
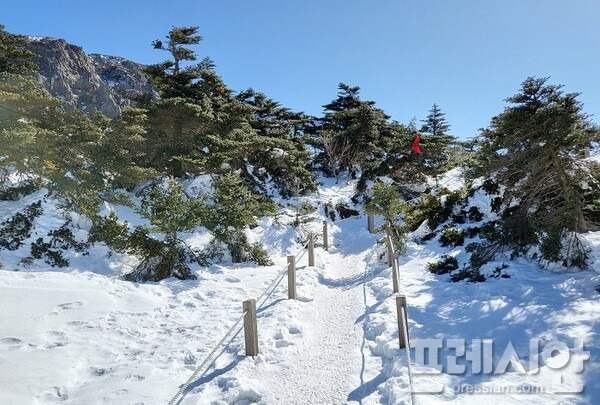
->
(3, 0), (600, 138)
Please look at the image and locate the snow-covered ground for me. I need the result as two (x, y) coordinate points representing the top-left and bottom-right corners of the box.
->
(1, 177), (599, 404)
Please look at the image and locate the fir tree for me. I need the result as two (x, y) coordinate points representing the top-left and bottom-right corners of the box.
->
(420, 103), (450, 137)
(316, 83), (390, 181)
(473, 77), (600, 268)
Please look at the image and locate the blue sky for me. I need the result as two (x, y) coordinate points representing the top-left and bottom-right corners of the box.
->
(3, 0), (600, 138)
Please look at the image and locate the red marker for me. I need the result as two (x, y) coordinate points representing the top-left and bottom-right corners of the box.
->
(412, 135), (422, 154)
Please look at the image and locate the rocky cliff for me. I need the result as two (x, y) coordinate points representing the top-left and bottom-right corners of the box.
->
(26, 37), (155, 117)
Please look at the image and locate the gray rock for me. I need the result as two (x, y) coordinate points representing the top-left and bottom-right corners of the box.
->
(25, 36), (156, 117)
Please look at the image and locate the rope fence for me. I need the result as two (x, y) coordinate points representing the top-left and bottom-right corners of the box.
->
(167, 223), (327, 404)
(168, 204), (426, 404)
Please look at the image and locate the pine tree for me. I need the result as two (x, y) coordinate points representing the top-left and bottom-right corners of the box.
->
(316, 83), (390, 181)
(420, 103), (450, 137)
(144, 27), (314, 196)
(473, 77), (600, 268)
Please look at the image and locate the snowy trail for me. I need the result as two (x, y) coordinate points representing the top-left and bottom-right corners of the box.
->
(182, 217), (388, 404)
(254, 234), (379, 404)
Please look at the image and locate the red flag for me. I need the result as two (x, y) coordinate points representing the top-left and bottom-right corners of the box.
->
(412, 135), (422, 154)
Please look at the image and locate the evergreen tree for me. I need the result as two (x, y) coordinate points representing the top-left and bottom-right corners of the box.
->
(365, 181), (408, 253)
(316, 83), (390, 181)
(420, 103), (450, 137)
(473, 77), (600, 268)
(418, 104), (456, 180)
(144, 27), (314, 196)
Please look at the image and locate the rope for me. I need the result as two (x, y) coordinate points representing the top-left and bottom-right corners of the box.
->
(400, 306), (416, 405)
(166, 233), (317, 404)
(166, 310), (247, 405)
(256, 238), (311, 306)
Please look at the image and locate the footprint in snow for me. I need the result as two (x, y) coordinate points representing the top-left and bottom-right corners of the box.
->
(39, 386), (68, 402)
(43, 331), (68, 349)
(0, 337), (23, 349)
(90, 366), (112, 376)
(125, 374), (145, 381)
(225, 276), (241, 283)
(51, 301), (83, 315)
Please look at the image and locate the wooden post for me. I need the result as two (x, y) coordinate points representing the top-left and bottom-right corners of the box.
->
(322, 221), (329, 251)
(386, 234), (399, 293)
(396, 294), (409, 349)
(243, 299), (259, 356)
(287, 255), (296, 300)
(391, 258), (399, 294)
(386, 233), (394, 266)
(368, 214), (375, 233)
(308, 233), (315, 267)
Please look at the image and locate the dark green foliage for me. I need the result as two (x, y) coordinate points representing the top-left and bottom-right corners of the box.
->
(467, 207), (484, 222)
(421, 232), (436, 242)
(365, 182), (408, 253)
(28, 223), (89, 268)
(143, 27), (314, 197)
(439, 227), (465, 247)
(0, 201), (43, 250)
(481, 179), (499, 195)
(465, 242), (479, 253)
(465, 227), (481, 238)
(206, 174), (276, 263)
(474, 77), (600, 268)
(48, 224), (89, 252)
(135, 179), (207, 280)
(335, 202), (360, 219)
(427, 255), (459, 275)
(420, 103), (450, 137)
(0, 25), (37, 74)
(30, 238), (68, 267)
(450, 268), (486, 283)
(490, 263), (511, 279)
(491, 197), (503, 213)
(405, 190), (463, 231)
(0, 181), (40, 201)
(312, 84), (391, 183)
(88, 212), (131, 251)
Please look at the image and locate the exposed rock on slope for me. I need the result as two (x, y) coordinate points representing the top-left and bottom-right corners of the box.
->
(89, 54), (158, 107)
(26, 37), (155, 117)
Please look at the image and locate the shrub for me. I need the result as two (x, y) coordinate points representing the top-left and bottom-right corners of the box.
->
(88, 212), (131, 251)
(450, 268), (486, 283)
(335, 202), (359, 219)
(405, 190), (464, 232)
(427, 255), (459, 275)
(490, 263), (511, 279)
(365, 182), (407, 253)
(439, 227), (465, 247)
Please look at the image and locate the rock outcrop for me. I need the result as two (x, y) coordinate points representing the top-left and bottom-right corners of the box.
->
(26, 37), (155, 117)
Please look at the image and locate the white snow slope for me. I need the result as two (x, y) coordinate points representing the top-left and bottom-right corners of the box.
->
(1, 177), (599, 404)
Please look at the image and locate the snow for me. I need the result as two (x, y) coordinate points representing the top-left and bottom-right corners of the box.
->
(0, 178), (599, 404)
(429, 167), (465, 191)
